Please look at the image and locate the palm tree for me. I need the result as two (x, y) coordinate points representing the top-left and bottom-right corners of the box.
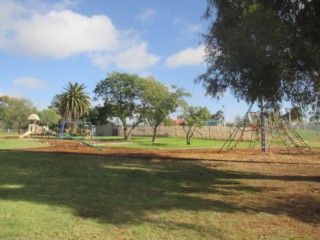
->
(59, 82), (91, 134)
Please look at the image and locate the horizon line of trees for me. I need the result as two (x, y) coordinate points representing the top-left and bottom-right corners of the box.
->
(1, 71), (312, 144)
(0, 72), (223, 144)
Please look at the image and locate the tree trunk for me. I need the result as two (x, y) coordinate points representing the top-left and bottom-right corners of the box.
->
(123, 125), (129, 140)
(71, 122), (77, 135)
(152, 125), (159, 143)
(126, 115), (144, 141)
(186, 135), (191, 145)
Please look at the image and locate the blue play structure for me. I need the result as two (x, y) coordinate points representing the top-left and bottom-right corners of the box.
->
(56, 120), (103, 151)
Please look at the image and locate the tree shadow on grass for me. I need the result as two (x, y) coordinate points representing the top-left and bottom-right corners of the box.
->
(0, 150), (319, 235)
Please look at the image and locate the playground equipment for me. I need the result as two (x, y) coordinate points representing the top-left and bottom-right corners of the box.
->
(57, 120), (103, 151)
(19, 114), (40, 138)
(19, 114), (57, 138)
(219, 104), (311, 153)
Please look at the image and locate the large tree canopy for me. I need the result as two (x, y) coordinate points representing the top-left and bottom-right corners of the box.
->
(0, 96), (36, 132)
(197, 0), (320, 118)
(94, 72), (190, 141)
(141, 77), (190, 142)
(94, 72), (146, 140)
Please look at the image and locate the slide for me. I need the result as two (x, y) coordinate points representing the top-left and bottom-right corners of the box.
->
(19, 131), (32, 138)
(62, 134), (104, 151)
(46, 129), (57, 136)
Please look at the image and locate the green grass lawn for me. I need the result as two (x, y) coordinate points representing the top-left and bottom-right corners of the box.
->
(1, 130), (319, 150)
(0, 151), (319, 239)
(99, 136), (229, 149)
(98, 136), (320, 149)
(0, 139), (50, 149)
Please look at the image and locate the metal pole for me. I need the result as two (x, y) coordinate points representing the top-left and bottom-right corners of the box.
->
(260, 100), (267, 153)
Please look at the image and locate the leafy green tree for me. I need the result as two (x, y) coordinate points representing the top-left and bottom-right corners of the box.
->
(179, 106), (211, 145)
(48, 94), (62, 114)
(211, 110), (224, 121)
(59, 82), (91, 134)
(80, 105), (112, 126)
(197, 0), (320, 118)
(0, 96), (37, 133)
(38, 109), (59, 128)
(141, 77), (190, 142)
(94, 72), (146, 140)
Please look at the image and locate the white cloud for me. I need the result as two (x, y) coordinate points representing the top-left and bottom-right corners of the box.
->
(0, 0), (159, 71)
(1, 10), (119, 58)
(114, 43), (160, 70)
(12, 77), (47, 89)
(164, 45), (205, 68)
(135, 8), (157, 22)
(91, 42), (160, 71)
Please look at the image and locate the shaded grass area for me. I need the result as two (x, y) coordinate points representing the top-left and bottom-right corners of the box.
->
(0, 151), (319, 239)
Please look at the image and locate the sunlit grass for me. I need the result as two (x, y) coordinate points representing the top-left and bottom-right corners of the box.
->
(0, 151), (318, 239)
(98, 136), (250, 149)
(104, 137), (228, 149)
(0, 139), (50, 149)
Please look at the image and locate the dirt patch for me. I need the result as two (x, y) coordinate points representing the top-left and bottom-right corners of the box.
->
(19, 139), (320, 165)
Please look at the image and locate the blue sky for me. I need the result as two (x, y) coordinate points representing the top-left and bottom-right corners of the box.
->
(0, 0), (252, 122)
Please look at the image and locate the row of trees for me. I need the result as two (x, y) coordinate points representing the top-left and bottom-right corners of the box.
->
(0, 70), (308, 144)
(0, 96), (59, 133)
(92, 72), (212, 144)
(0, 72), (214, 144)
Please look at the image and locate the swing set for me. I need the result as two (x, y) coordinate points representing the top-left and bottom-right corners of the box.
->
(56, 120), (103, 151)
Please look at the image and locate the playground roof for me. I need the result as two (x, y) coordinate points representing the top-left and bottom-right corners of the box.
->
(27, 114), (40, 121)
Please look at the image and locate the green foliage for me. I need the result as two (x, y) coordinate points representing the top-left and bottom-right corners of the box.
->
(141, 77), (191, 142)
(212, 110), (224, 121)
(179, 106), (212, 144)
(94, 72), (146, 140)
(38, 109), (59, 128)
(48, 94), (62, 114)
(0, 96), (37, 131)
(59, 82), (91, 121)
(80, 105), (112, 126)
(198, 0), (320, 118)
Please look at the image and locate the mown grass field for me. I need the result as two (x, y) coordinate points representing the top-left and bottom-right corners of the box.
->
(0, 132), (319, 239)
(0, 139), (50, 149)
(0, 150), (319, 240)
